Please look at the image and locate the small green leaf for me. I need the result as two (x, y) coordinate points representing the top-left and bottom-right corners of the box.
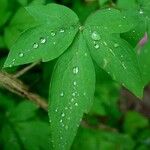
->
(84, 9), (144, 97)
(4, 7), (38, 48)
(139, 42), (150, 86)
(4, 4), (79, 67)
(118, 0), (150, 47)
(0, 0), (11, 27)
(1, 101), (49, 150)
(85, 8), (137, 34)
(49, 33), (95, 150)
(72, 127), (135, 150)
(123, 111), (149, 135)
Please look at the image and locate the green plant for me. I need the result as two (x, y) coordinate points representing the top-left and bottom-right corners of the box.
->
(1, 0), (150, 150)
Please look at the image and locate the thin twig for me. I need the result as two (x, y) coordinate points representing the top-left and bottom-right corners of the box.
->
(0, 71), (48, 111)
(13, 61), (41, 78)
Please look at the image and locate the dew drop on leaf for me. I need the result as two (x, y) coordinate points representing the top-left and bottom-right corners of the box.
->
(122, 62), (127, 70)
(103, 41), (107, 46)
(73, 67), (79, 74)
(60, 29), (65, 33)
(73, 81), (77, 86)
(40, 37), (46, 44)
(61, 113), (65, 117)
(84, 53), (88, 56)
(91, 31), (101, 41)
(60, 92), (64, 97)
(72, 92), (76, 97)
(71, 98), (74, 102)
(33, 43), (39, 49)
(51, 31), (56, 36)
(139, 9), (144, 14)
(114, 43), (119, 48)
(19, 52), (24, 57)
(75, 103), (78, 106)
(94, 44), (100, 49)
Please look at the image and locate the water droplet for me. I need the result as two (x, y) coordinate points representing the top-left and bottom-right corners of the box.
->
(55, 109), (58, 112)
(91, 31), (101, 41)
(75, 103), (78, 106)
(40, 37), (46, 44)
(73, 81), (77, 86)
(60, 29), (65, 33)
(114, 43), (119, 48)
(94, 44), (99, 49)
(61, 113), (65, 117)
(53, 42), (56, 45)
(73, 67), (79, 74)
(121, 55), (123, 58)
(108, 48), (115, 56)
(33, 43), (38, 49)
(83, 92), (86, 96)
(139, 9), (144, 14)
(71, 98), (74, 102)
(19, 53), (24, 57)
(65, 107), (68, 110)
(123, 16), (126, 19)
(79, 26), (84, 31)
(72, 92), (76, 97)
(12, 59), (16, 61)
(84, 53), (88, 56)
(103, 58), (108, 68)
(60, 119), (62, 123)
(122, 62), (127, 70)
(60, 92), (64, 97)
(51, 31), (56, 36)
(103, 41), (107, 46)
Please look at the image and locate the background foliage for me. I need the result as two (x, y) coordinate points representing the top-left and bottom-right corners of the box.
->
(0, 0), (150, 150)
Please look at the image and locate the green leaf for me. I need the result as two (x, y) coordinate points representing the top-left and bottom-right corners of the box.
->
(118, 0), (150, 47)
(98, 0), (108, 6)
(1, 101), (49, 150)
(4, 4), (79, 67)
(84, 8), (144, 97)
(117, 0), (138, 10)
(85, 8), (138, 34)
(0, 0), (11, 27)
(9, 101), (38, 122)
(139, 42), (150, 86)
(48, 33), (95, 150)
(4, 7), (38, 48)
(123, 111), (149, 135)
(72, 127), (135, 150)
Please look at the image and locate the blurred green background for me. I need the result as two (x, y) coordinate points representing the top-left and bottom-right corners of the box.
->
(0, 0), (150, 150)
